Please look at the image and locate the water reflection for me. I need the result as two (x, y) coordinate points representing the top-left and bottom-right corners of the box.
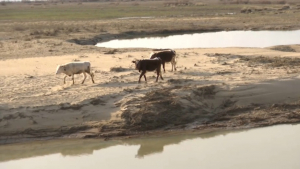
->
(1, 124), (300, 169)
(127, 129), (246, 158)
(0, 128), (247, 162)
(96, 30), (300, 49)
(0, 139), (117, 162)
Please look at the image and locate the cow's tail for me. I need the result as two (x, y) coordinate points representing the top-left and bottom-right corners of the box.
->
(173, 51), (177, 64)
(171, 55), (177, 65)
(172, 51), (177, 71)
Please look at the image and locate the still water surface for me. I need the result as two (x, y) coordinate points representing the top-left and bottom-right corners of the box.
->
(96, 30), (300, 49)
(0, 124), (300, 169)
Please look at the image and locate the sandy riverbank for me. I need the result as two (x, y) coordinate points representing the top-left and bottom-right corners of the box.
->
(1, 45), (300, 144)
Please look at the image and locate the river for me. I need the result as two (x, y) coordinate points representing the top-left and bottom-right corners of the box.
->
(1, 124), (300, 169)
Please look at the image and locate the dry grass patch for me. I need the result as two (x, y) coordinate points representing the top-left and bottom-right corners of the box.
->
(104, 49), (118, 54)
(110, 66), (130, 72)
(117, 85), (217, 131)
(239, 55), (300, 68)
(270, 45), (296, 52)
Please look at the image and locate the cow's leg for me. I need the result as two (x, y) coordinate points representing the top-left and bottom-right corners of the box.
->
(174, 57), (177, 71)
(157, 67), (164, 81)
(82, 72), (87, 84)
(86, 67), (95, 84)
(139, 71), (146, 83)
(160, 70), (164, 80)
(63, 75), (68, 84)
(171, 57), (174, 71)
(72, 74), (75, 85)
(88, 72), (95, 83)
(155, 70), (159, 82)
(162, 62), (166, 73)
(143, 75), (147, 82)
(170, 57), (176, 71)
(156, 68), (163, 82)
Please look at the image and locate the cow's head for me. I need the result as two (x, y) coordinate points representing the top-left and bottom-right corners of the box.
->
(55, 65), (66, 75)
(149, 52), (156, 59)
(132, 60), (141, 71)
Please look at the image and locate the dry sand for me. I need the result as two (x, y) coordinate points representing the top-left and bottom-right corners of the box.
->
(1, 45), (300, 144)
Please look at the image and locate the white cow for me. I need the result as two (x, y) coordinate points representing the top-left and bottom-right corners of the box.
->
(56, 61), (95, 84)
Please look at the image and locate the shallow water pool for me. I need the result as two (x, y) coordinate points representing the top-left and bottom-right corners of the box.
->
(96, 30), (300, 49)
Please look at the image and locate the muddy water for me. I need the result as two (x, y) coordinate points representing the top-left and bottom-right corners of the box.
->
(96, 30), (300, 49)
(1, 124), (300, 169)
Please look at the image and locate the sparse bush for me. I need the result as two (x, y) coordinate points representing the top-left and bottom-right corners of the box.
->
(220, 0), (249, 4)
(110, 66), (128, 72)
(104, 49), (118, 54)
(79, 55), (88, 58)
(14, 26), (26, 32)
(164, 0), (194, 7)
(259, 0), (271, 4)
(30, 29), (59, 36)
(277, 0), (286, 4)
(250, 0), (271, 4)
(279, 5), (290, 10)
(270, 45), (296, 52)
(239, 55), (300, 68)
(132, 2), (139, 6)
(241, 7), (252, 13)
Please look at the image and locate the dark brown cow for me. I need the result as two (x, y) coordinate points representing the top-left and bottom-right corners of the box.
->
(150, 50), (177, 72)
(132, 58), (163, 83)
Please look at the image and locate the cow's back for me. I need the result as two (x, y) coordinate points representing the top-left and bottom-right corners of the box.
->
(140, 59), (161, 71)
(151, 51), (175, 62)
(67, 62), (90, 73)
